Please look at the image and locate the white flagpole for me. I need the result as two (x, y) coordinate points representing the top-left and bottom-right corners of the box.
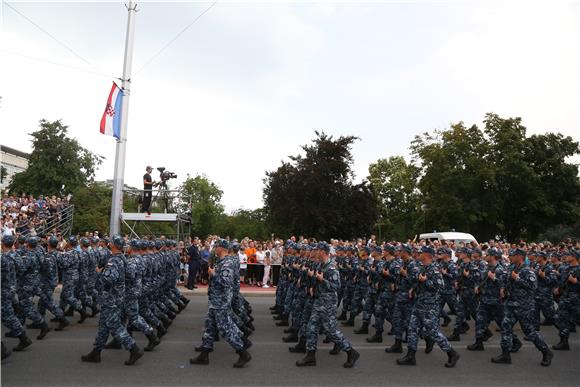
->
(109, 0), (137, 236)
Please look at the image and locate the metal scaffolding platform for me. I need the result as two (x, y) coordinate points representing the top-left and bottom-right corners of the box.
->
(120, 188), (191, 240)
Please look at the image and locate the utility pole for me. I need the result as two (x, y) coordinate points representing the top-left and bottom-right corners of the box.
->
(109, 0), (137, 236)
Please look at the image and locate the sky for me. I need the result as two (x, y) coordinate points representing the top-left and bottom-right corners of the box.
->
(1, 0), (579, 211)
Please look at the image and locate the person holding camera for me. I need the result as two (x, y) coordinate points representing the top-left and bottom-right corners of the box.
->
(142, 166), (153, 215)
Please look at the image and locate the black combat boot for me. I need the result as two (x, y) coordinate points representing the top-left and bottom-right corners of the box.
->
(540, 348), (553, 366)
(385, 339), (403, 353)
(90, 305), (100, 317)
(81, 348), (101, 363)
(344, 348), (360, 368)
(491, 350), (511, 364)
(144, 332), (160, 352)
(482, 328), (493, 342)
(540, 318), (554, 326)
(157, 324), (167, 338)
(273, 313), (284, 321)
(13, 333), (32, 352)
(337, 310), (348, 321)
(396, 349), (416, 365)
(55, 317), (70, 332)
(552, 337), (569, 350)
(36, 322), (51, 340)
(322, 336), (332, 344)
(341, 314), (355, 327)
(104, 338), (122, 349)
(276, 316), (289, 327)
(296, 350), (316, 367)
(511, 337), (522, 353)
(233, 349), (252, 368)
(2, 341), (11, 360)
(283, 330), (299, 343)
(166, 310), (177, 320)
(269, 304), (278, 311)
(125, 344), (144, 366)
(354, 321), (369, 335)
(442, 315), (451, 327)
(425, 338), (434, 354)
(243, 337), (253, 350)
(78, 307), (88, 324)
(194, 345), (213, 353)
(366, 332), (383, 343)
(4, 331), (18, 338)
(467, 337), (484, 351)
(329, 343), (340, 355)
(447, 329), (461, 341)
(65, 308), (74, 317)
(445, 349), (460, 368)
(161, 315), (171, 329)
(460, 322), (470, 333)
(190, 350), (210, 365)
(289, 337), (307, 353)
(283, 327), (295, 334)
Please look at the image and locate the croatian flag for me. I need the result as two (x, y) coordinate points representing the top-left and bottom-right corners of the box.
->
(99, 82), (123, 140)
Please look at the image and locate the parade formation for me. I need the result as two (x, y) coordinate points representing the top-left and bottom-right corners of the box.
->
(1, 233), (579, 372)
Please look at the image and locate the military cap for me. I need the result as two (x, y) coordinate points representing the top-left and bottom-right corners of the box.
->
(130, 239), (140, 249)
(27, 236), (38, 248)
(48, 236), (59, 248)
(215, 239), (230, 249)
(421, 245), (436, 256)
(17, 235), (26, 244)
(317, 241), (330, 253)
(488, 248), (502, 257)
(112, 234), (125, 249)
(81, 237), (90, 247)
(373, 245), (383, 253)
(399, 244), (412, 254)
(67, 235), (78, 246)
(2, 234), (15, 247)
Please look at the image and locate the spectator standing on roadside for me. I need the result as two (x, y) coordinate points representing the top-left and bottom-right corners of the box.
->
(187, 237), (201, 289)
(263, 250), (271, 288)
(270, 241), (283, 286)
(255, 244), (265, 287)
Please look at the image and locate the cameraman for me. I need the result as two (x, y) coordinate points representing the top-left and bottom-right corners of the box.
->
(142, 166), (153, 214)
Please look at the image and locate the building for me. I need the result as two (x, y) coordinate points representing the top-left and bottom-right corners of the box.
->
(1, 145), (29, 190)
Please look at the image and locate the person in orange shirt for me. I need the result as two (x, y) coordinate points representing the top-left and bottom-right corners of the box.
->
(245, 241), (257, 286)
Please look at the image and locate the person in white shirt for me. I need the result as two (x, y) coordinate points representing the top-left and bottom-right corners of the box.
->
(262, 250), (271, 288)
(255, 244), (265, 287)
(239, 249), (248, 283)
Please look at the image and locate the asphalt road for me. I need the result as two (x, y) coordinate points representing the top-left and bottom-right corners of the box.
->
(2, 295), (579, 387)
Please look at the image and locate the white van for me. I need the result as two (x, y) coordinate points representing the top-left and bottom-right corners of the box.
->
(419, 232), (477, 244)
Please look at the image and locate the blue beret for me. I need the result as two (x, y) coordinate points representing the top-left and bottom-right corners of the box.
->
(215, 239), (230, 249)
(421, 245), (435, 255)
(2, 235), (14, 246)
(112, 234), (125, 249)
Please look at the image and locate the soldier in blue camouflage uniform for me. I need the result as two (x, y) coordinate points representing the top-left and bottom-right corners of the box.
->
(552, 249), (580, 350)
(385, 244), (419, 353)
(467, 247), (521, 351)
(271, 243), (293, 315)
(124, 239), (160, 351)
(296, 242), (360, 368)
(283, 245), (310, 343)
(82, 235), (144, 366)
(85, 238), (100, 317)
(534, 250), (557, 328)
(190, 239), (252, 368)
(342, 247), (370, 327)
(59, 236), (88, 323)
(137, 240), (167, 339)
(276, 245), (301, 327)
(437, 247), (458, 327)
(337, 247), (355, 321)
(491, 247), (553, 366)
(37, 236), (69, 331)
(1, 235), (33, 352)
(78, 238), (93, 316)
(396, 246), (460, 367)
(355, 246), (383, 335)
(448, 247), (481, 341)
(368, 244), (397, 342)
(15, 237), (51, 339)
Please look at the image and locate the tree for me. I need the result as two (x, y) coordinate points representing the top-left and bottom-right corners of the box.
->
(71, 182), (112, 234)
(215, 208), (269, 240)
(179, 174), (224, 237)
(263, 131), (377, 239)
(8, 120), (103, 196)
(368, 156), (420, 240)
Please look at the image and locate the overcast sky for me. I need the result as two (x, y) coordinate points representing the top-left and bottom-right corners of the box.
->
(1, 0), (578, 211)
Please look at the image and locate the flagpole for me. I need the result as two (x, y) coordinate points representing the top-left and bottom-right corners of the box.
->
(109, 0), (137, 236)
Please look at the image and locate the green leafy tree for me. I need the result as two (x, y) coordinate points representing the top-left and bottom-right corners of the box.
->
(179, 174), (224, 237)
(263, 131), (377, 239)
(368, 156), (420, 240)
(71, 182), (112, 234)
(8, 120), (103, 196)
(215, 208), (269, 240)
